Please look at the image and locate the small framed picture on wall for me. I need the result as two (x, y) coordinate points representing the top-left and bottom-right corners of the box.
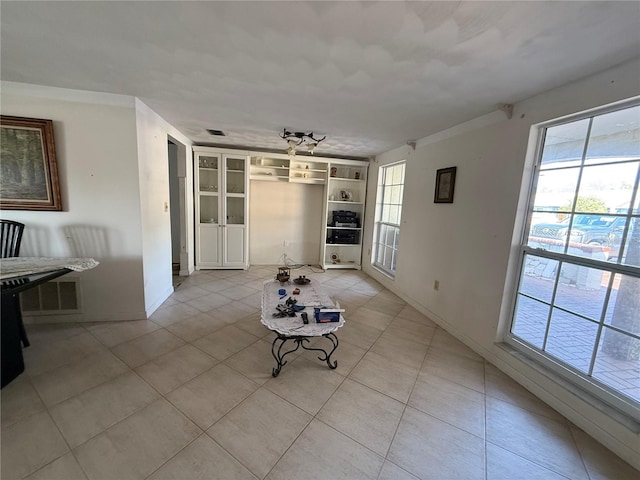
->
(434, 166), (456, 204)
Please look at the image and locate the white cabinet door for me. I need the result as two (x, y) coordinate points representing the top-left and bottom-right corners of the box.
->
(198, 225), (222, 266)
(224, 225), (246, 266)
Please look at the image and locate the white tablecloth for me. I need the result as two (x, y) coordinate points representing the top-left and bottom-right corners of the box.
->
(0, 257), (99, 280)
(261, 279), (345, 336)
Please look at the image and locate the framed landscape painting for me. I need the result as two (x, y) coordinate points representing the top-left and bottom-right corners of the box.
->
(0, 116), (62, 211)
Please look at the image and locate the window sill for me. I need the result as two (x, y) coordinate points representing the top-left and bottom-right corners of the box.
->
(496, 342), (640, 433)
(371, 264), (395, 280)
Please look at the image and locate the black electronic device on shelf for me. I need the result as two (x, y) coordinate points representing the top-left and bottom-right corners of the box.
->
(331, 210), (360, 228)
(327, 230), (360, 244)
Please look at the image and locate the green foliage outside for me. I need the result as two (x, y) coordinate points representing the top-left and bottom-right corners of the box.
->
(561, 196), (608, 213)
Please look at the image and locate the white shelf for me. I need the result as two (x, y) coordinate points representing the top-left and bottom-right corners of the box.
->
(327, 226), (362, 230)
(292, 168), (327, 173)
(324, 263), (360, 270)
(328, 200), (364, 205)
(251, 157), (329, 184)
(290, 178), (326, 185)
(250, 175), (289, 181)
(329, 177), (364, 183)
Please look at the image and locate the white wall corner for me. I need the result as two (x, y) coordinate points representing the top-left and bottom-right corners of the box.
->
(1, 81), (135, 107)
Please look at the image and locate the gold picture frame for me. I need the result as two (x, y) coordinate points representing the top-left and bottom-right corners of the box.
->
(0, 116), (62, 211)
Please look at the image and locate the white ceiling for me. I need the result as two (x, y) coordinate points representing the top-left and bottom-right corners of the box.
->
(1, 1), (639, 158)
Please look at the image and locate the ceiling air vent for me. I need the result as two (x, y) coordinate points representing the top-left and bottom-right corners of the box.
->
(206, 129), (226, 136)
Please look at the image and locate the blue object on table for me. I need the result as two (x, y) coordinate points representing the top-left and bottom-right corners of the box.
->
(314, 307), (341, 323)
(278, 288), (286, 295)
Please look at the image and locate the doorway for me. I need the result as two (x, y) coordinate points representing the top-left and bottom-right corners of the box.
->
(167, 136), (192, 280)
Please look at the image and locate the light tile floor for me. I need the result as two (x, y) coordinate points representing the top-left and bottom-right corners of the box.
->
(1, 267), (638, 480)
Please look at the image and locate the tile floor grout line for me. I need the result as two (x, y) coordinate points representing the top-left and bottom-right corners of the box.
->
(23, 330), (106, 381)
(29, 350), (127, 410)
(198, 390), (269, 479)
(202, 382), (312, 479)
(484, 438), (577, 480)
(142, 432), (208, 480)
(201, 431), (262, 480)
(568, 422), (594, 480)
(380, 325), (435, 465)
(254, 305), (358, 479)
(51, 369), (163, 451)
(21, 406), (75, 478)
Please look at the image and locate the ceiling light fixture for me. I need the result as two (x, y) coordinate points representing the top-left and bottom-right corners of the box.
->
(280, 129), (326, 156)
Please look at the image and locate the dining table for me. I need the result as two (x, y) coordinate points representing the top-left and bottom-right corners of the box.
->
(0, 257), (99, 388)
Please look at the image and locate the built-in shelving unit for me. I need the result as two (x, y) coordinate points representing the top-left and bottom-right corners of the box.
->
(249, 156), (290, 182)
(250, 154), (328, 184)
(321, 160), (368, 270)
(289, 159), (327, 184)
(196, 149), (369, 270)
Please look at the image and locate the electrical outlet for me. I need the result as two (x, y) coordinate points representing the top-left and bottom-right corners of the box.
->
(434, 280), (440, 291)
(283, 240), (289, 247)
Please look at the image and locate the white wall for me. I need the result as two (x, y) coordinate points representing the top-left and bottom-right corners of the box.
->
(134, 99), (193, 316)
(0, 84), (194, 321)
(362, 59), (640, 467)
(0, 82), (147, 321)
(249, 181), (324, 265)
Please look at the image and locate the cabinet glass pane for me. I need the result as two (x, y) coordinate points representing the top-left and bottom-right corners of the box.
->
(226, 196), (245, 224)
(199, 196), (219, 224)
(199, 168), (218, 192)
(198, 156), (218, 169)
(226, 157), (245, 194)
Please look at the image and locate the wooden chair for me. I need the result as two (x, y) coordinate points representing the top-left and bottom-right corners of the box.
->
(0, 219), (30, 347)
(1, 219), (25, 258)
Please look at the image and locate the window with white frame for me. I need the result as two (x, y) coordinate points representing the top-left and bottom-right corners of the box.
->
(373, 161), (406, 276)
(508, 101), (640, 417)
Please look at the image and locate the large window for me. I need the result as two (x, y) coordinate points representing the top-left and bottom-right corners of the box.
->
(508, 102), (640, 417)
(373, 161), (405, 276)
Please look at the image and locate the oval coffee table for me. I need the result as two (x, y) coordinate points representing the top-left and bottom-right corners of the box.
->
(260, 278), (345, 377)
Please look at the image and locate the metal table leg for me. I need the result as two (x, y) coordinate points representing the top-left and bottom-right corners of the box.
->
(270, 332), (339, 377)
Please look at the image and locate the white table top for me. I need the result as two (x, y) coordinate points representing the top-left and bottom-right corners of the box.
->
(260, 278), (345, 336)
(0, 257), (99, 280)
